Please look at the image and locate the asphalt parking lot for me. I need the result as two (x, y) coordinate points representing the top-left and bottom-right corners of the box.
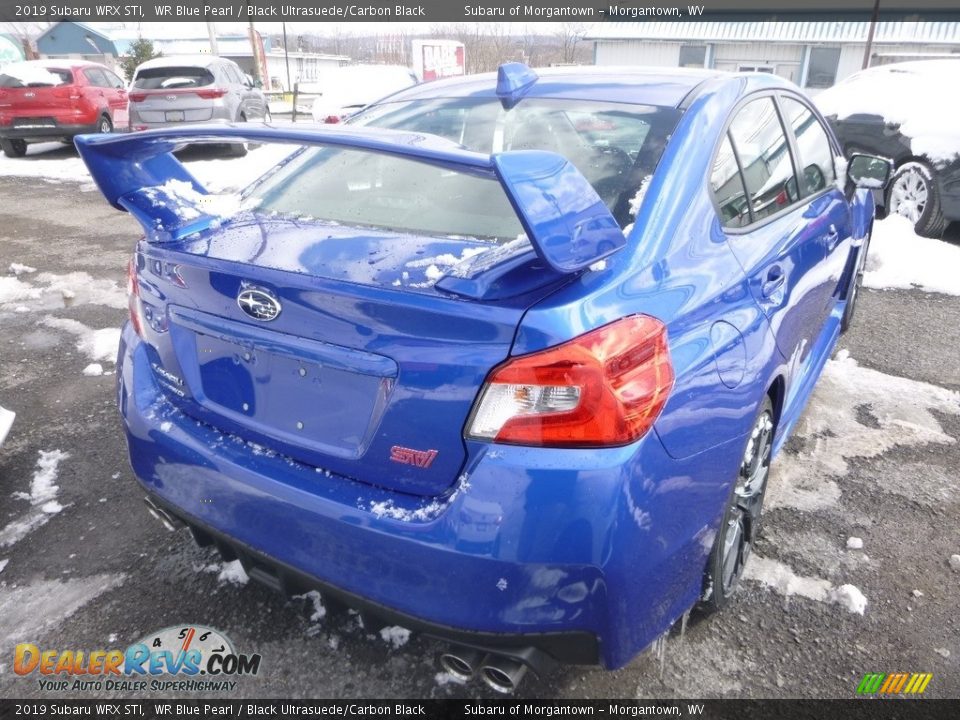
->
(0, 161), (958, 700)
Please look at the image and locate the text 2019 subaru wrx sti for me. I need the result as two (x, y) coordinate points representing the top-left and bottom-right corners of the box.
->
(77, 65), (889, 691)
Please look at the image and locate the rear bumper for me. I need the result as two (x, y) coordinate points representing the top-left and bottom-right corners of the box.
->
(117, 323), (739, 669)
(0, 121), (100, 141)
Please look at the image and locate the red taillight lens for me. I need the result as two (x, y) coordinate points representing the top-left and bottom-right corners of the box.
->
(466, 316), (674, 447)
(195, 88), (227, 99)
(324, 115), (342, 124)
(128, 92), (147, 102)
(127, 257), (144, 337)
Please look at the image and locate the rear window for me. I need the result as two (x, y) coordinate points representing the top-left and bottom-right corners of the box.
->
(249, 147), (524, 243)
(353, 98), (681, 228)
(0, 66), (72, 88)
(133, 66), (215, 90)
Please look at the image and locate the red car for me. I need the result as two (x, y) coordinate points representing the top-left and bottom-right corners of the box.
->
(0, 59), (128, 158)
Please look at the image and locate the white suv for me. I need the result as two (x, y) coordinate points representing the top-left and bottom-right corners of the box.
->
(128, 55), (268, 155)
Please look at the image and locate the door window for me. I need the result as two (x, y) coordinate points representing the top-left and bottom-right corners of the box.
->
(710, 134), (751, 228)
(726, 97), (799, 224)
(779, 96), (836, 197)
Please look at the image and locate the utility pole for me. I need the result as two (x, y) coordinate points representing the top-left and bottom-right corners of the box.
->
(248, 20), (262, 85)
(862, 0), (881, 69)
(207, 21), (219, 56)
(282, 22), (292, 94)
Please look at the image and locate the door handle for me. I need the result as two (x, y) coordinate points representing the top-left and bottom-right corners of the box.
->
(761, 268), (785, 298)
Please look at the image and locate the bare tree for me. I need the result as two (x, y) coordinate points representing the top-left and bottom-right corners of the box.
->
(554, 22), (588, 64)
(0, 21), (51, 59)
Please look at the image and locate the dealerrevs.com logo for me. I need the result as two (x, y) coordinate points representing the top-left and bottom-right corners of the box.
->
(15, 625), (262, 693)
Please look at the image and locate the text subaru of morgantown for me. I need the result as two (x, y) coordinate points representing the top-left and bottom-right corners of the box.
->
(76, 65), (891, 691)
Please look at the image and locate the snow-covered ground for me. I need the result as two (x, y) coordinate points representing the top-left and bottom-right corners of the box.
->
(865, 215), (960, 296)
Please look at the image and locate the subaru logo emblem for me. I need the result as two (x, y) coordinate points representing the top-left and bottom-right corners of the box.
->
(166, 95), (177, 101)
(237, 288), (281, 322)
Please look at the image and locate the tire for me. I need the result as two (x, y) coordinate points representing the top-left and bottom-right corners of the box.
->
(886, 161), (947, 238)
(1, 139), (28, 158)
(699, 397), (775, 613)
(97, 115), (113, 134)
(841, 231), (870, 334)
(226, 115), (248, 157)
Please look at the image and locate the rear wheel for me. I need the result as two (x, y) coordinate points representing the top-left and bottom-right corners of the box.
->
(1, 139), (28, 158)
(97, 115), (113, 134)
(700, 397), (774, 612)
(887, 162), (946, 238)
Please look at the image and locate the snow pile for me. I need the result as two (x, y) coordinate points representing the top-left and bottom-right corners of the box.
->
(829, 584), (868, 615)
(0, 574), (125, 647)
(743, 555), (867, 615)
(863, 215), (960, 296)
(0, 276), (42, 305)
(846, 537), (864, 550)
(42, 318), (121, 364)
(766, 350), (960, 512)
(0, 450), (69, 548)
(8, 263), (35, 275)
(815, 61), (960, 162)
(295, 590), (327, 623)
(217, 560), (249, 586)
(378, 625), (411, 649)
(0, 559), (7, 575)
(82, 363), (104, 377)
(950, 554), (960, 572)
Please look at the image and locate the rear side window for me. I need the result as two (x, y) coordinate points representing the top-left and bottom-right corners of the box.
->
(84, 68), (111, 88)
(710, 135), (751, 229)
(355, 98), (681, 228)
(249, 147), (524, 243)
(780, 97), (836, 197)
(133, 67), (215, 90)
(0, 66), (72, 88)
(727, 97), (799, 224)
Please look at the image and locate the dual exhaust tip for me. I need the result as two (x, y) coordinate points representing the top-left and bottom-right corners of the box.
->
(439, 647), (528, 694)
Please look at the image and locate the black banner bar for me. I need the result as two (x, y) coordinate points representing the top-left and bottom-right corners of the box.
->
(2, 0), (960, 23)
(1, 699), (960, 720)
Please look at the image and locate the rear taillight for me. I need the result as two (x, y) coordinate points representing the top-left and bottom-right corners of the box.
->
(128, 92), (147, 103)
(195, 88), (227, 99)
(52, 86), (81, 101)
(466, 316), (674, 447)
(127, 257), (144, 337)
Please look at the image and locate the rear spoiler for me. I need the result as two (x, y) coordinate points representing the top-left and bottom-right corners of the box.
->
(74, 125), (625, 274)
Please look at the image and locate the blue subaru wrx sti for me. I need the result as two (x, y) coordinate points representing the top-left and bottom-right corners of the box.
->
(77, 64), (890, 691)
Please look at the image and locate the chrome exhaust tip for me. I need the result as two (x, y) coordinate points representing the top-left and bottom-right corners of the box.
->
(479, 656), (528, 694)
(438, 647), (485, 682)
(143, 497), (181, 532)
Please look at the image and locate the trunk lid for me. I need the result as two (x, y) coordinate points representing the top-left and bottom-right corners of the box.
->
(137, 218), (537, 496)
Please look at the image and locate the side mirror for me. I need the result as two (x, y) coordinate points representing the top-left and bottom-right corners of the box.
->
(847, 153), (892, 190)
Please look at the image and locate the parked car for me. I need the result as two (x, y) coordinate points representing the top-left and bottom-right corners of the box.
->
(76, 64), (887, 691)
(816, 59), (960, 238)
(128, 55), (269, 156)
(0, 404), (13, 449)
(0, 59), (126, 157)
(309, 65), (417, 124)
